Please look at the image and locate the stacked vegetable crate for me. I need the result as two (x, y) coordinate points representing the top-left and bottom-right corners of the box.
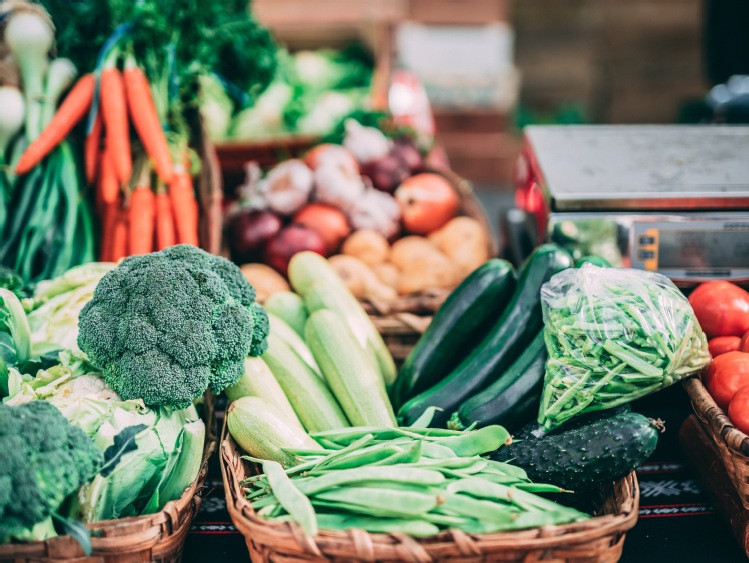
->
(220, 423), (640, 563)
(0, 398), (217, 563)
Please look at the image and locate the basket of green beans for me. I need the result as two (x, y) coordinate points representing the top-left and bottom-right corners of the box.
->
(220, 408), (640, 562)
(538, 265), (710, 431)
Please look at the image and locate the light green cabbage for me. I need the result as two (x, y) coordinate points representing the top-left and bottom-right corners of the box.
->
(5, 350), (206, 522)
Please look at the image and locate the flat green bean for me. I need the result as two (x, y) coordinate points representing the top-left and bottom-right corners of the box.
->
(262, 460), (317, 536)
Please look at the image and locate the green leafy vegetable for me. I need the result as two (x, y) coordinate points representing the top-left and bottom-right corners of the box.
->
(77, 245), (269, 408)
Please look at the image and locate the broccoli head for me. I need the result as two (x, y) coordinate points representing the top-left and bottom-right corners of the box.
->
(0, 400), (102, 539)
(77, 245), (269, 408)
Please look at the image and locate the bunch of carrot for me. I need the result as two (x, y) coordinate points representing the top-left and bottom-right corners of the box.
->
(16, 53), (200, 262)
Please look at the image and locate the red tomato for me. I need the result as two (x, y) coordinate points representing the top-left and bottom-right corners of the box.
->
(741, 330), (749, 353)
(709, 336), (742, 358)
(729, 385), (749, 435)
(706, 351), (749, 411)
(394, 173), (459, 234)
(688, 281), (749, 339)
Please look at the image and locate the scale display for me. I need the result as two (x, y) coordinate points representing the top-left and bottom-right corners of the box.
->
(657, 230), (749, 269)
(630, 218), (749, 284)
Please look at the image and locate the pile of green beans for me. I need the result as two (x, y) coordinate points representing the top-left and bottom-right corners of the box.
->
(538, 266), (710, 430)
(243, 409), (588, 537)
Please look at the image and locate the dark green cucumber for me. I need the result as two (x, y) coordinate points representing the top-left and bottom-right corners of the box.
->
(512, 404), (632, 442)
(398, 244), (573, 428)
(575, 255), (611, 268)
(493, 411), (658, 491)
(448, 330), (546, 431)
(391, 259), (516, 409)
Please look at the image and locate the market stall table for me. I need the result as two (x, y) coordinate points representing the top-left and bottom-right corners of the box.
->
(182, 387), (747, 563)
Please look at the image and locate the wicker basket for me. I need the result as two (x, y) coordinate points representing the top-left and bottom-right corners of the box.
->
(0, 398), (218, 563)
(220, 423), (640, 563)
(683, 375), (749, 509)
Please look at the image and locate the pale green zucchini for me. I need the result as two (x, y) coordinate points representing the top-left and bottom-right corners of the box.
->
(227, 396), (321, 466)
(263, 333), (350, 432)
(288, 252), (396, 388)
(268, 312), (321, 377)
(264, 291), (308, 336)
(305, 309), (396, 427)
(225, 357), (305, 432)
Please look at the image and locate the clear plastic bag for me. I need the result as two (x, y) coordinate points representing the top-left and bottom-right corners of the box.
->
(538, 265), (709, 430)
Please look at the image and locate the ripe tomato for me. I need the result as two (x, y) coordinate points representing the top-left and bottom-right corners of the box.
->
(741, 330), (749, 353)
(706, 351), (749, 411)
(709, 336), (742, 358)
(689, 281), (749, 339)
(729, 385), (749, 435)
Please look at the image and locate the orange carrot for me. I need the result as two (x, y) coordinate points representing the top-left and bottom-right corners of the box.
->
(99, 145), (119, 205)
(84, 111), (103, 184)
(168, 169), (199, 246)
(129, 185), (156, 255)
(155, 191), (176, 250)
(110, 208), (130, 262)
(16, 74), (96, 174)
(124, 60), (174, 184)
(99, 201), (119, 262)
(100, 67), (132, 187)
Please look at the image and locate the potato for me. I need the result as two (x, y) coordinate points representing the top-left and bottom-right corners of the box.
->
(428, 217), (490, 278)
(240, 263), (290, 302)
(390, 236), (441, 271)
(397, 250), (457, 295)
(329, 254), (398, 301)
(341, 229), (390, 266)
(372, 262), (400, 288)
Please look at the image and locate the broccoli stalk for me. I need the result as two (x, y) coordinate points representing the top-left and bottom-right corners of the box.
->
(77, 245), (269, 408)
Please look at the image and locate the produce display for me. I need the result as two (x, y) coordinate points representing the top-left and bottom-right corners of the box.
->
(1, 0), (278, 268)
(228, 120), (490, 300)
(0, 245), (266, 550)
(690, 281), (749, 434)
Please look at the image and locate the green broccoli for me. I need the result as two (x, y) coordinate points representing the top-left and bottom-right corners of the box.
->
(77, 245), (269, 408)
(0, 400), (102, 541)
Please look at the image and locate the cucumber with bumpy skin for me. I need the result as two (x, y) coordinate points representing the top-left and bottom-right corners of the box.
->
(492, 411), (658, 491)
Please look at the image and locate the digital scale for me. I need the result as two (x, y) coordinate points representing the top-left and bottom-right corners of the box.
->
(515, 125), (749, 286)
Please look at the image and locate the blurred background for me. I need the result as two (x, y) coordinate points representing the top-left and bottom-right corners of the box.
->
(210, 0), (749, 193)
(202, 0), (749, 238)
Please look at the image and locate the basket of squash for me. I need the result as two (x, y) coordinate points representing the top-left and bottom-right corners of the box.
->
(223, 119), (496, 362)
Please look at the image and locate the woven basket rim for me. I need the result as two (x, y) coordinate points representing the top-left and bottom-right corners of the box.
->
(0, 396), (218, 559)
(683, 376), (749, 457)
(219, 419), (640, 561)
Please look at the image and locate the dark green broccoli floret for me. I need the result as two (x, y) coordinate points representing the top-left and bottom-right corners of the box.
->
(0, 401), (102, 539)
(77, 245), (268, 408)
